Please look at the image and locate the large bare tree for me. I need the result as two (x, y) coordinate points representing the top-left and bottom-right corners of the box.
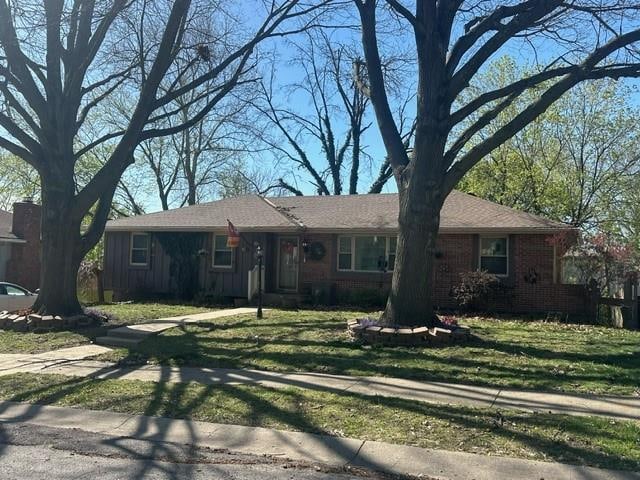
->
(354, 1), (640, 326)
(253, 32), (415, 195)
(0, 0), (326, 315)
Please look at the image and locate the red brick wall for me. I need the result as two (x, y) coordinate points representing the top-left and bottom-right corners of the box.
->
(298, 232), (591, 316)
(6, 201), (42, 291)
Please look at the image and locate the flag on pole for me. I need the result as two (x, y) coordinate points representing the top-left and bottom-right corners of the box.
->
(227, 219), (240, 248)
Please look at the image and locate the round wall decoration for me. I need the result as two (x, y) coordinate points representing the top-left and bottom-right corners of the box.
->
(308, 241), (326, 261)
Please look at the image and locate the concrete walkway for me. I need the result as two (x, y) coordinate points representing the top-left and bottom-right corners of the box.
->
(0, 401), (636, 480)
(3, 354), (639, 421)
(95, 308), (260, 347)
(0, 345), (113, 375)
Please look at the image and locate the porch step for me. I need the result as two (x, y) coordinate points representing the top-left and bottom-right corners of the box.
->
(95, 336), (143, 348)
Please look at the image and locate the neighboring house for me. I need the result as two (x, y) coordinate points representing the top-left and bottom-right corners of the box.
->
(0, 200), (42, 291)
(104, 191), (589, 315)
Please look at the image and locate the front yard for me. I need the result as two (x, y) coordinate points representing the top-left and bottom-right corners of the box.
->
(0, 303), (210, 354)
(1, 303), (639, 471)
(0, 372), (638, 471)
(90, 308), (640, 396)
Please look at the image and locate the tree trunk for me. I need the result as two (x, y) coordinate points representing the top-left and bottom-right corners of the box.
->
(381, 187), (442, 327)
(32, 184), (84, 316)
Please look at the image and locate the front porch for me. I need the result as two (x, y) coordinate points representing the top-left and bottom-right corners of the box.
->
(198, 232), (307, 302)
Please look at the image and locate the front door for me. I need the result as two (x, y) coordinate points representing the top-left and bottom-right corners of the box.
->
(277, 236), (299, 291)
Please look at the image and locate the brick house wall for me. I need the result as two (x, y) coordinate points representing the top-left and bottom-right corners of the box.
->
(6, 201), (42, 291)
(298, 232), (590, 316)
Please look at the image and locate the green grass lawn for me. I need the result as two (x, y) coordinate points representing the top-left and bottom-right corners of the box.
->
(94, 309), (640, 396)
(0, 303), (211, 354)
(0, 372), (638, 471)
(93, 302), (212, 325)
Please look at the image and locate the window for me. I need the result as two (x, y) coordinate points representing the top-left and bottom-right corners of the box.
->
(480, 237), (508, 276)
(212, 234), (233, 268)
(338, 237), (352, 270)
(5, 285), (27, 296)
(338, 236), (397, 272)
(130, 233), (150, 266)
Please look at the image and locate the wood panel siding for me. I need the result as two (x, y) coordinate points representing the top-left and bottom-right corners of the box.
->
(104, 231), (270, 300)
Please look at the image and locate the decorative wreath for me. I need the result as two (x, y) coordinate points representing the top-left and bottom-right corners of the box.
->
(308, 241), (326, 261)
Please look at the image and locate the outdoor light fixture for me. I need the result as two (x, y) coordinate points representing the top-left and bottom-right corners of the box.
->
(255, 242), (264, 319)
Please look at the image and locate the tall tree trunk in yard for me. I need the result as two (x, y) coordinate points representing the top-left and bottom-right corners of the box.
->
(34, 184), (84, 315)
(33, 169), (118, 316)
(383, 183), (443, 326)
(36, 229), (84, 315)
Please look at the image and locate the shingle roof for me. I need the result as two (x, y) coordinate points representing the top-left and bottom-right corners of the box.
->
(105, 196), (296, 232)
(0, 210), (19, 241)
(105, 191), (570, 233)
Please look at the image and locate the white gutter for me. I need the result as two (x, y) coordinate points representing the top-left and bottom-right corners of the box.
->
(0, 237), (27, 244)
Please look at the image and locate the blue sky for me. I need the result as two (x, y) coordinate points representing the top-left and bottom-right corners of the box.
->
(4, 1), (640, 212)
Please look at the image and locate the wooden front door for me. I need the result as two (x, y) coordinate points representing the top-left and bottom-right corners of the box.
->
(277, 236), (299, 291)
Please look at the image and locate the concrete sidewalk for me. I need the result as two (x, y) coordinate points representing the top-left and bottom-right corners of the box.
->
(0, 401), (636, 480)
(9, 359), (639, 421)
(0, 345), (112, 375)
(95, 307), (260, 347)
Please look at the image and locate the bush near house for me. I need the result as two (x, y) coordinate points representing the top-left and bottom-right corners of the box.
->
(451, 270), (510, 312)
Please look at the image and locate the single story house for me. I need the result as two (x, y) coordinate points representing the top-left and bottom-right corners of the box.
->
(0, 200), (42, 291)
(103, 191), (590, 315)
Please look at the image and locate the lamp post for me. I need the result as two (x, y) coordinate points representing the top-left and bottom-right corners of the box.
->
(256, 243), (263, 319)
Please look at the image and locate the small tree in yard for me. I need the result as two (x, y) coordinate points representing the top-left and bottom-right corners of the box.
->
(0, 0), (327, 316)
(553, 232), (640, 297)
(354, 1), (640, 326)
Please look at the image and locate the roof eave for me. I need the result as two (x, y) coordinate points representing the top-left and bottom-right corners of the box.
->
(104, 225), (301, 233)
(104, 225), (574, 235)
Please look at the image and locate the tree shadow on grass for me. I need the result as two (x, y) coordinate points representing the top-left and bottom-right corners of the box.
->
(0, 370), (638, 473)
(128, 327), (640, 395)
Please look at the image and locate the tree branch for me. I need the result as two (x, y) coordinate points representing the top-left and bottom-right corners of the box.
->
(356, 0), (409, 174)
(444, 61), (640, 192)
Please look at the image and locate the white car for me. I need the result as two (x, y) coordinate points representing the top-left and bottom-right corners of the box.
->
(0, 282), (38, 312)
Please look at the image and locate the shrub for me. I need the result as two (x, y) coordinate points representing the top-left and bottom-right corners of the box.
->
(451, 270), (501, 312)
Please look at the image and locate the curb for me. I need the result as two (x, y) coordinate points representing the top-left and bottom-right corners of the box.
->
(0, 401), (637, 480)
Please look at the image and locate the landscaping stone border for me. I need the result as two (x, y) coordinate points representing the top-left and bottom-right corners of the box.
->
(347, 318), (471, 346)
(0, 311), (103, 332)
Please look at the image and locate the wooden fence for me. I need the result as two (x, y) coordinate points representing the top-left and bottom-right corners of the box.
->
(599, 279), (639, 329)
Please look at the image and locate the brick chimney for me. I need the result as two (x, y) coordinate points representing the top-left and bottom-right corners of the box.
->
(11, 198), (40, 240)
(5, 199), (42, 290)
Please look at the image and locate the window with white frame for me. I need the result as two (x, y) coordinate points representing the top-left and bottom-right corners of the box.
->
(479, 237), (508, 276)
(212, 234), (233, 268)
(130, 233), (150, 266)
(338, 235), (397, 272)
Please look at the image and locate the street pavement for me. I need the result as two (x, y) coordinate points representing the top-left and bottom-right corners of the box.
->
(1, 401), (638, 480)
(0, 422), (404, 480)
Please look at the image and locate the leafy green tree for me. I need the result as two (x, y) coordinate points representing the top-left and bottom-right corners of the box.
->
(0, 153), (39, 209)
(459, 58), (640, 234)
